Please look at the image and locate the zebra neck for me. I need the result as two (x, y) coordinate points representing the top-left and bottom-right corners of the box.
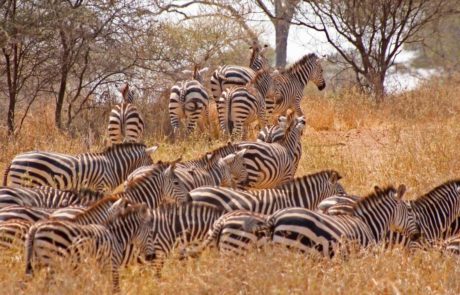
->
(281, 128), (301, 155)
(288, 63), (312, 86)
(353, 201), (395, 242)
(120, 182), (164, 209)
(73, 203), (112, 225)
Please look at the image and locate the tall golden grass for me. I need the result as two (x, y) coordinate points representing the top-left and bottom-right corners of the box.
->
(1, 79), (460, 294)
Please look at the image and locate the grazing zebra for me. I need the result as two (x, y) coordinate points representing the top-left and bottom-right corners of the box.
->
(187, 170), (344, 214)
(257, 115), (289, 143)
(238, 116), (306, 189)
(248, 185), (421, 257)
(270, 53), (325, 117)
(181, 210), (269, 257)
(0, 186), (105, 209)
(118, 160), (190, 209)
(169, 66), (210, 135)
(0, 197), (129, 250)
(217, 68), (273, 140)
(3, 143), (157, 192)
(107, 83), (145, 144)
(147, 203), (225, 274)
(317, 193), (361, 215)
(25, 203), (154, 293)
(210, 41), (269, 101)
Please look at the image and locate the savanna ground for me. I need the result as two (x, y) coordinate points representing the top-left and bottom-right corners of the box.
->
(1, 80), (460, 294)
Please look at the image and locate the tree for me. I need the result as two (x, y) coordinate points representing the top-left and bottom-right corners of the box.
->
(255, 0), (300, 68)
(294, 0), (449, 100)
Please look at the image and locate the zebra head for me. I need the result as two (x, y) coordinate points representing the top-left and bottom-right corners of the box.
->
(308, 54), (326, 91)
(118, 82), (136, 103)
(162, 161), (190, 203)
(377, 185), (421, 242)
(182, 66), (209, 84)
(218, 149), (248, 188)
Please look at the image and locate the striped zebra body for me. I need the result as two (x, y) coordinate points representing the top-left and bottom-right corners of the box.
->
(188, 170), (344, 214)
(217, 69), (272, 139)
(148, 203), (225, 274)
(182, 210), (269, 257)
(0, 186), (104, 209)
(257, 115), (289, 143)
(210, 42), (268, 101)
(169, 67), (210, 135)
(238, 116), (305, 189)
(253, 185), (420, 257)
(3, 143), (157, 192)
(108, 103), (145, 145)
(444, 233), (460, 255)
(25, 204), (154, 293)
(120, 160), (189, 209)
(0, 219), (32, 249)
(270, 53), (325, 117)
(0, 206), (50, 222)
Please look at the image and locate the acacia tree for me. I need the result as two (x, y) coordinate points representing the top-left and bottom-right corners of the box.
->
(294, 0), (449, 99)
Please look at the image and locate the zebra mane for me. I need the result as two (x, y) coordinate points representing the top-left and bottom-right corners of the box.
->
(277, 170), (342, 190)
(124, 160), (179, 189)
(282, 53), (318, 75)
(70, 195), (121, 219)
(351, 186), (398, 212)
(104, 203), (149, 226)
(411, 180), (460, 206)
(101, 143), (147, 154)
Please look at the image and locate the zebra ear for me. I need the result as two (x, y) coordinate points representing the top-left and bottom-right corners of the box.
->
(146, 145), (159, 155)
(374, 186), (383, 195)
(396, 184), (406, 200)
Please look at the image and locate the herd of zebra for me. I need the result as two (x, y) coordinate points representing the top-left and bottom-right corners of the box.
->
(1, 41), (460, 293)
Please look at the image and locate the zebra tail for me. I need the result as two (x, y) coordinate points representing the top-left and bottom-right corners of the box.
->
(25, 225), (39, 276)
(2, 162), (11, 186)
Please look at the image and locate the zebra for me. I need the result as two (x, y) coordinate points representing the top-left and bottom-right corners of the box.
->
(0, 197), (130, 250)
(118, 159), (190, 209)
(25, 203), (154, 293)
(269, 53), (325, 117)
(217, 68), (273, 140)
(169, 66), (210, 135)
(257, 115), (289, 143)
(444, 233), (460, 255)
(181, 210), (269, 257)
(210, 41), (269, 101)
(187, 170), (344, 214)
(107, 83), (145, 145)
(126, 144), (248, 193)
(247, 185), (421, 257)
(317, 193), (361, 215)
(3, 143), (157, 193)
(238, 116), (306, 189)
(0, 186), (105, 209)
(147, 203), (225, 274)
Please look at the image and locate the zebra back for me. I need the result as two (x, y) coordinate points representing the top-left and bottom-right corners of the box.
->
(188, 170), (345, 215)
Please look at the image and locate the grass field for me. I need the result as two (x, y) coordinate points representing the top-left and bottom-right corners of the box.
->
(1, 80), (460, 294)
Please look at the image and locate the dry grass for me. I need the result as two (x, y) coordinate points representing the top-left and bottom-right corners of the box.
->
(1, 79), (460, 294)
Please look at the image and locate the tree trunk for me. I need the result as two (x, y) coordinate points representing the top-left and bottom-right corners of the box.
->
(55, 30), (70, 130)
(367, 71), (386, 102)
(275, 20), (290, 68)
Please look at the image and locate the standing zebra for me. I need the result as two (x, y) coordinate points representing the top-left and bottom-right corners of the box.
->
(187, 170), (344, 214)
(0, 186), (105, 209)
(25, 203), (154, 293)
(270, 53), (325, 117)
(248, 185), (421, 257)
(147, 203), (225, 274)
(3, 143), (157, 193)
(238, 116), (306, 189)
(169, 66), (210, 136)
(210, 41), (269, 101)
(107, 83), (145, 145)
(217, 68), (273, 140)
